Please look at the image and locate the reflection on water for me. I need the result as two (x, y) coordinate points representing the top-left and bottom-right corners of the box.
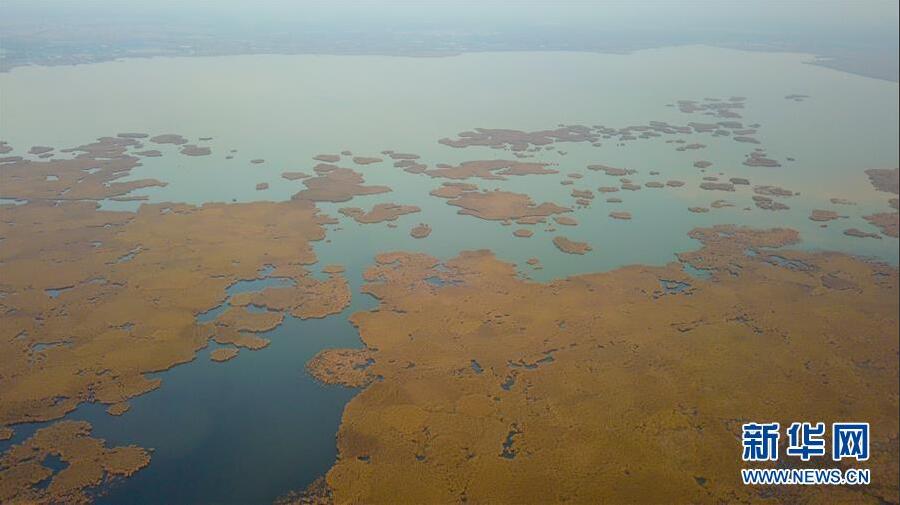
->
(89, 293), (373, 504)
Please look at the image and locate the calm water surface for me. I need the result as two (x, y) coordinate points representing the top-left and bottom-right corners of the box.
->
(1, 46), (897, 503)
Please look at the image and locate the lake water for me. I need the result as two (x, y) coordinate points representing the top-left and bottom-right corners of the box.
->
(1, 46), (897, 503)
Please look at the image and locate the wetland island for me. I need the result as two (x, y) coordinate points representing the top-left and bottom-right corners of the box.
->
(1, 1), (898, 504)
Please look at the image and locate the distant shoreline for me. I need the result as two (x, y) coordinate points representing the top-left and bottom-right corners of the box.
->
(2, 44), (897, 82)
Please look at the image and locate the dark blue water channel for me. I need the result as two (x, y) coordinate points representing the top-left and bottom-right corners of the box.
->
(2, 265), (376, 504)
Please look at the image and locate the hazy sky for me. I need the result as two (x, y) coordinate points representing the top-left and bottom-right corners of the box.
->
(2, 0), (898, 32)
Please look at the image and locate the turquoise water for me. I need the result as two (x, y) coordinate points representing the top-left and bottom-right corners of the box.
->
(1, 46), (897, 503)
(1, 46), (896, 270)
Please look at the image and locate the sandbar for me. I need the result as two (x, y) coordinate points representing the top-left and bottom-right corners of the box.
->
(210, 348), (240, 362)
(410, 223), (432, 239)
(553, 236), (592, 254)
(150, 134), (188, 145)
(339, 203), (421, 224)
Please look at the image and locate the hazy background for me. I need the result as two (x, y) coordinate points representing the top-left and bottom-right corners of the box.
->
(2, 0), (898, 80)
